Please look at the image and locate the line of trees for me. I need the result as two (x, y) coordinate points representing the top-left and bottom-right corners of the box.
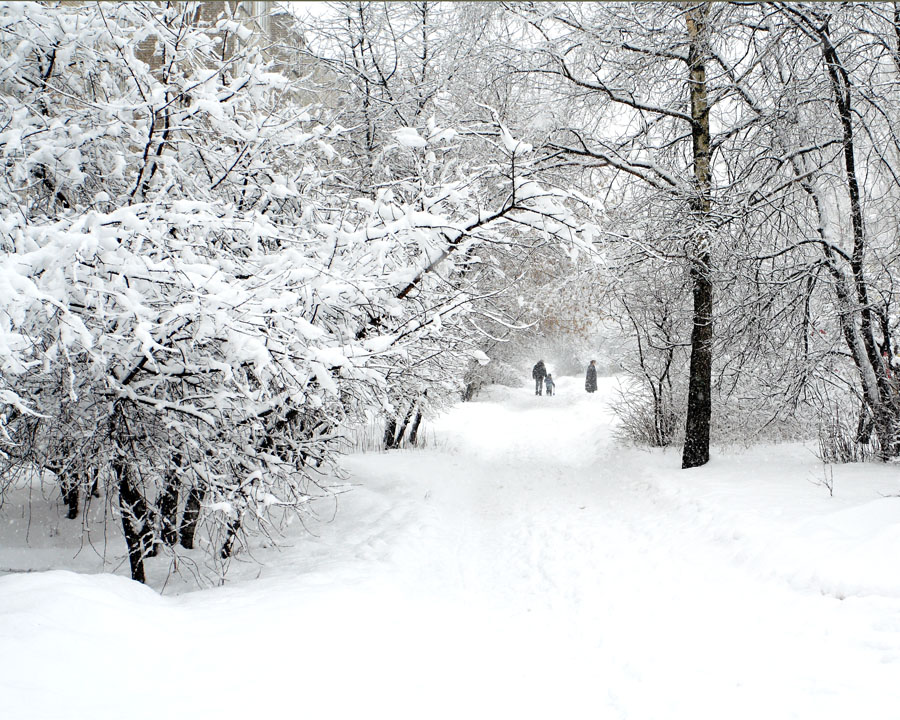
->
(0, 2), (591, 583)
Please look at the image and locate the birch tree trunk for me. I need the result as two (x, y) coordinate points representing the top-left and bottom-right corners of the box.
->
(682, 3), (714, 469)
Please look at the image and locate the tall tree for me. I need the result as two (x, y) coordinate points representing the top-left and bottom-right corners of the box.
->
(681, 2), (714, 467)
(752, 3), (900, 457)
(510, 2), (754, 467)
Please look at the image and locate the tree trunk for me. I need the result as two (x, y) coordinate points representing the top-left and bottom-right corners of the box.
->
(682, 3), (714, 469)
(59, 471), (80, 520)
(115, 459), (153, 583)
(392, 403), (417, 448)
(817, 18), (900, 458)
(179, 485), (204, 550)
(87, 464), (100, 499)
(802, 179), (898, 459)
(382, 415), (398, 450)
(220, 517), (242, 560)
(682, 260), (713, 468)
(158, 454), (181, 547)
(408, 410), (424, 446)
(855, 400), (874, 444)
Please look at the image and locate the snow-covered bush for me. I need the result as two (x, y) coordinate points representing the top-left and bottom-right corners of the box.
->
(817, 402), (882, 465)
(612, 379), (684, 449)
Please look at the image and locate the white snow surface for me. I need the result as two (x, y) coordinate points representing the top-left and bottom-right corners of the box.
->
(2, 375), (900, 719)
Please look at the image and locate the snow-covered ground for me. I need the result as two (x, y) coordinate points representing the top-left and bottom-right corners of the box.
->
(1, 375), (899, 719)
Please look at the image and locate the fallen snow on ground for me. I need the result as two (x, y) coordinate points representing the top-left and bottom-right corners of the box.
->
(1, 375), (899, 719)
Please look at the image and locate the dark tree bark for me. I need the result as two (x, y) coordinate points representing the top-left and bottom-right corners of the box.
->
(59, 471), (80, 520)
(391, 403), (417, 449)
(220, 517), (242, 560)
(408, 410), (424, 446)
(382, 416), (398, 450)
(47, 461), (81, 520)
(682, 3), (714, 469)
(682, 261), (713, 468)
(179, 485), (204, 550)
(87, 464), (100, 499)
(158, 453), (181, 547)
(115, 459), (153, 583)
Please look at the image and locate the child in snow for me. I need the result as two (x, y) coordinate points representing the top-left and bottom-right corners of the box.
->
(545, 373), (555, 396)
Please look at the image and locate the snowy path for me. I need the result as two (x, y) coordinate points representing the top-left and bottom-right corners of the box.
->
(2, 376), (900, 719)
(337, 378), (900, 718)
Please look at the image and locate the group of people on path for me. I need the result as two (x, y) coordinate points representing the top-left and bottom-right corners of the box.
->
(532, 359), (597, 396)
(531, 360), (554, 396)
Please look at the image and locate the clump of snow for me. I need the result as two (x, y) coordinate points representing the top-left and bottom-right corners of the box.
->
(499, 123), (533, 155)
(394, 127), (428, 148)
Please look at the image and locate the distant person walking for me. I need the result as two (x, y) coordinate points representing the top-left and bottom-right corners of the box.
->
(585, 360), (597, 394)
(545, 373), (555, 396)
(532, 360), (547, 395)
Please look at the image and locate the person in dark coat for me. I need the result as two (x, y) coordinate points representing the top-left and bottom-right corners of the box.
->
(585, 360), (598, 393)
(532, 360), (547, 395)
(545, 373), (555, 396)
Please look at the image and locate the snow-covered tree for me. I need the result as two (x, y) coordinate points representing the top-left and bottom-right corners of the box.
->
(731, 2), (900, 458)
(299, 2), (594, 429)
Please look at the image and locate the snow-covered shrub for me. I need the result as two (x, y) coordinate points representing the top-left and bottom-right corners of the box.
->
(612, 376), (684, 448)
(817, 403), (881, 465)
